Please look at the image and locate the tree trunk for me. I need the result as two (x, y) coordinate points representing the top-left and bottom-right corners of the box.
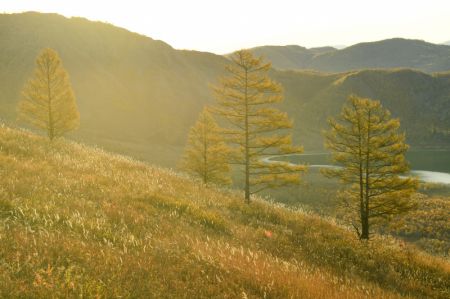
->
(203, 125), (208, 185)
(244, 67), (250, 204)
(360, 212), (370, 240)
(361, 109), (372, 240)
(245, 166), (250, 203)
(357, 106), (364, 239)
(46, 59), (54, 141)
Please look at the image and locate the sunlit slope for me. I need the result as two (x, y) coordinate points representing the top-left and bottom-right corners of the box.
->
(0, 12), (449, 167)
(0, 12), (227, 161)
(0, 124), (449, 298)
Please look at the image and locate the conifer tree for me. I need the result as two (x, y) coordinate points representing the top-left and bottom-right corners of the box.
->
(324, 95), (418, 240)
(18, 48), (79, 140)
(212, 50), (305, 203)
(181, 108), (231, 186)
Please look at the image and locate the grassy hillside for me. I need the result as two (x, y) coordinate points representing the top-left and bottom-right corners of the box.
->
(251, 39), (450, 72)
(0, 13), (449, 168)
(386, 196), (450, 256)
(266, 168), (450, 257)
(1, 124), (449, 298)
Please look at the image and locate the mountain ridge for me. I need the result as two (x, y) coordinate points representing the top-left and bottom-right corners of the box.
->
(248, 38), (450, 72)
(0, 12), (449, 167)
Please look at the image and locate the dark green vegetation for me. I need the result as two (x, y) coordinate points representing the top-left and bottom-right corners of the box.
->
(0, 13), (449, 167)
(1, 124), (449, 298)
(250, 39), (450, 72)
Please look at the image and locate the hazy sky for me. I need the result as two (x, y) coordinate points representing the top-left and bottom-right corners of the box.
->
(1, 0), (450, 53)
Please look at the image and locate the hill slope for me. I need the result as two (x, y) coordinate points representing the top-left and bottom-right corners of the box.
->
(277, 69), (450, 150)
(248, 45), (336, 70)
(1, 124), (449, 298)
(250, 39), (450, 72)
(0, 13), (449, 167)
(0, 12), (228, 165)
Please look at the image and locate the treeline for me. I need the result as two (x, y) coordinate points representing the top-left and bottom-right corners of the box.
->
(17, 48), (419, 240)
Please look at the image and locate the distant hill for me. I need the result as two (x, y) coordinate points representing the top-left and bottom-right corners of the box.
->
(276, 68), (450, 150)
(0, 12), (449, 167)
(0, 12), (228, 165)
(1, 124), (449, 298)
(249, 39), (450, 72)
(246, 45), (336, 70)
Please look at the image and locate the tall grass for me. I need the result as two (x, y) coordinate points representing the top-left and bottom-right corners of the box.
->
(0, 124), (449, 298)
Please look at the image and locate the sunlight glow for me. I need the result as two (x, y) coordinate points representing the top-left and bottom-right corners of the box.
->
(1, 0), (450, 53)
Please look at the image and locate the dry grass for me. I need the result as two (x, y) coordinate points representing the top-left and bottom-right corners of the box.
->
(0, 124), (449, 298)
(384, 195), (450, 256)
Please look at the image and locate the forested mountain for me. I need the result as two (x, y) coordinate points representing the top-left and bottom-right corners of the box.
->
(250, 39), (450, 72)
(245, 45), (336, 70)
(0, 12), (449, 166)
(0, 12), (228, 164)
(275, 69), (450, 150)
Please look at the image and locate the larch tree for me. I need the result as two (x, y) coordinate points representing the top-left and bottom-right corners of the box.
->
(180, 108), (231, 186)
(212, 50), (305, 203)
(324, 95), (418, 240)
(18, 48), (79, 141)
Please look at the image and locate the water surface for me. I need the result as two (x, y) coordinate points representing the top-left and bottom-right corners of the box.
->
(273, 150), (450, 185)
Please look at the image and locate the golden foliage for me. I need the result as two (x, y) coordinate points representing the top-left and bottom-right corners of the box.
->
(324, 95), (419, 239)
(212, 50), (306, 202)
(180, 108), (231, 186)
(18, 48), (79, 140)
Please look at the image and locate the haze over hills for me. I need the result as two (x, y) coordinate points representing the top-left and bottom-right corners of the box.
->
(0, 12), (449, 167)
(249, 39), (450, 72)
(1, 8), (450, 298)
(246, 45), (336, 70)
(0, 12), (227, 164)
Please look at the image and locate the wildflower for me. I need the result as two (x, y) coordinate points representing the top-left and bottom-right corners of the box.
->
(264, 230), (273, 238)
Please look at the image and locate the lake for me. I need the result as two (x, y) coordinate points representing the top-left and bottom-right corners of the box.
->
(274, 150), (450, 185)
